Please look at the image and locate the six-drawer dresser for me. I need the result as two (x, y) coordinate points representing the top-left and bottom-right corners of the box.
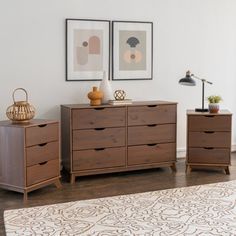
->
(61, 101), (177, 183)
(0, 119), (61, 200)
(186, 110), (232, 174)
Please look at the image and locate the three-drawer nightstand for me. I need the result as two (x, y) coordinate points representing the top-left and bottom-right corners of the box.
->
(0, 119), (61, 201)
(186, 110), (232, 174)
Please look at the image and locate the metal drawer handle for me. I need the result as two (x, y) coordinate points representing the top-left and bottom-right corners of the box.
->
(95, 148), (105, 151)
(204, 131), (215, 134)
(95, 128), (105, 131)
(39, 161), (48, 165)
(38, 124), (47, 128)
(94, 107), (105, 110)
(204, 147), (214, 149)
(147, 143), (158, 146)
(147, 105), (157, 107)
(205, 115), (215, 118)
(147, 124), (157, 127)
(38, 143), (47, 147)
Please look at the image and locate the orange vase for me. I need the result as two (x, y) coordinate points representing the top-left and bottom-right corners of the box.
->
(87, 86), (103, 106)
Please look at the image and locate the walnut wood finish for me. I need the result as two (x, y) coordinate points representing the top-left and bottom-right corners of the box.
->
(72, 107), (126, 129)
(61, 101), (177, 183)
(128, 104), (176, 126)
(73, 147), (126, 171)
(0, 120), (61, 201)
(186, 110), (232, 174)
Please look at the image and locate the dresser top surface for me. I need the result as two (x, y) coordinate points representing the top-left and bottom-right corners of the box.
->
(61, 100), (177, 109)
(0, 119), (58, 128)
(187, 109), (232, 116)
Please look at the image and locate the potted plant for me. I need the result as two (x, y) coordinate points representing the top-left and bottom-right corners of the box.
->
(207, 95), (222, 113)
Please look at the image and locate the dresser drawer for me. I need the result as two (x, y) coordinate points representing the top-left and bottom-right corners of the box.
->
(26, 159), (59, 186)
(128, 143), (175, 166)
(188, 131), (231, 148)
(188, 148), (230, 164)
(26, 141), (59, 167)
(188, 115), (231, 131)
(73, 147), (126, 171)
(25, 123), (58, 147)
(73, 127), (125, 150)
(128, 104), (176, 126)
(128, 124), (175, 146)
(72, 107), (126, 129)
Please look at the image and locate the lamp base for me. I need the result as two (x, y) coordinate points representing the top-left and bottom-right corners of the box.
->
(195, 108), (209, 112)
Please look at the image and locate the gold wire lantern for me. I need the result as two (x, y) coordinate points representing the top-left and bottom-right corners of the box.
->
(6, 88), (36, 124)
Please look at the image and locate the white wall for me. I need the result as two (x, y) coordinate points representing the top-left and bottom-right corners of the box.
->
(0, 0), (236, 154)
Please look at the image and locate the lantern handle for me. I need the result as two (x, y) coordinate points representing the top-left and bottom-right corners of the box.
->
(12, 88), (28, 103)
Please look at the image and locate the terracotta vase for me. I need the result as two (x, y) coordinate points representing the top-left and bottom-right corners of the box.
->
(99, 71), (113, 104)
(87, 87), (103, 106)
(208, 103), (220, 113)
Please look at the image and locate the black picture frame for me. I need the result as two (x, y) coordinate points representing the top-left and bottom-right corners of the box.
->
(66, 19), (110, 81)
(112, 20), (153, 81)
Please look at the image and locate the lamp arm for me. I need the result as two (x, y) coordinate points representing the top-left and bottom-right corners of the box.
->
(191, 74), (213, 85)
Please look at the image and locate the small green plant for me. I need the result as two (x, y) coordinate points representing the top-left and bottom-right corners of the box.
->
(207, 95), (222, 103)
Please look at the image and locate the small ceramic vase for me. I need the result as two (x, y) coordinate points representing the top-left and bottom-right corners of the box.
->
(208, 103), (219, 113)
(99, 71), (113, 104)
(87, 87), (103, 106)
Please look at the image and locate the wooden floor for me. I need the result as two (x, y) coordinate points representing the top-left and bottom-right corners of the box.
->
(1, 153), (236, 235)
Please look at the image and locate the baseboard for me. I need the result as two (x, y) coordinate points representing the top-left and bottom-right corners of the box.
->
(177, 144), (236, 159)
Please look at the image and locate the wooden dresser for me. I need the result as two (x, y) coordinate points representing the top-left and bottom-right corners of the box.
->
(0, 119), (61, 201)
(61, 101), (177, 183)
(186, 110), (232, 174)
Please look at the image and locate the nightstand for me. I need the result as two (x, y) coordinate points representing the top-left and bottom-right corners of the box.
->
(186, 110), (232, 174)
(0, 119), (61, 201)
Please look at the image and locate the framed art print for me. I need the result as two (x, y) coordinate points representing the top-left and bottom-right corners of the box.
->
(66, 19), (110, 81)
(112, 21), (153, 80)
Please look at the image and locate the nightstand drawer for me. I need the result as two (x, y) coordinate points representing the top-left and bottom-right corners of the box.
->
(27, 159), (59, 186)
(128, 124), (175, 146)
(188, 148), (230, 164)
(73, 127), (125, 150)
(73, 147), (126, 171)
(72, 107), (126, 129)
(25, 123), (58, 147)
(188, 131), (231, 148)
(128, 104), (176, 126)
(128, 143), (175, 166)
(188, 115), (231, 131)
(26, 141), (59, 167)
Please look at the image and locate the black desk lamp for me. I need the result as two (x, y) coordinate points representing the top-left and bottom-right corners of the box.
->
(179, 71), (213, 112)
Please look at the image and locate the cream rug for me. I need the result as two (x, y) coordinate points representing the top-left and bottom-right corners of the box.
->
(4, 180), (236, 235)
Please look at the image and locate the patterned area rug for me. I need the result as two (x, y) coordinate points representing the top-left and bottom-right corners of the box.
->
(4, 180), (236, 235)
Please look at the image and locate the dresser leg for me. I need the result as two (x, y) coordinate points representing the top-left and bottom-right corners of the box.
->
(55, 179), (62, 188)
(225, 166), (230, 175)
(23, 191), (28, 202)
(70, 174), (76, 184)
(186, 165), (191, 173)
(170, 163), (176, 172)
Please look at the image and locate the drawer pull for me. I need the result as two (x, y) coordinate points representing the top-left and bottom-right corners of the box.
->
(38, 143), (48, 147)
(94, 107), (105, 110)
(94, 148), (105, 151)
(147, 124), (157, 127)
(147, 143), (158, 146)
(38, 124), (47, 128)
(39, 161), (48, 165)
(204, 131), (215, 134)
(147, 105), (157, 107)
(95, 128), (105, 131)
(205, 115), (215, 118)
(204, 147), (214, 150)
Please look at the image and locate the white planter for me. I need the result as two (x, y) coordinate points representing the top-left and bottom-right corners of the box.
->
(208, 103), (220, 113)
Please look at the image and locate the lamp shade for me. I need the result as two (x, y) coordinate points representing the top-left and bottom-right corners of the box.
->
(179, 71), (196, 86)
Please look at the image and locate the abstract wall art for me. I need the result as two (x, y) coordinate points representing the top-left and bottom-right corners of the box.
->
(112, 21), (153, 80)
(66, 19), (110, 81)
